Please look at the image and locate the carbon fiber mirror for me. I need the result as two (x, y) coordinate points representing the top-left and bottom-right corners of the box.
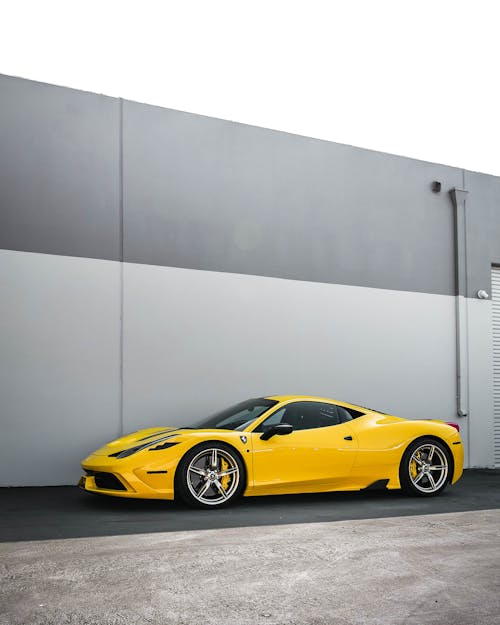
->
(260, 423), (293, 441)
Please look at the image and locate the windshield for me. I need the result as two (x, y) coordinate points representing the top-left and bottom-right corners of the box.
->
(187, 398), (278, 431)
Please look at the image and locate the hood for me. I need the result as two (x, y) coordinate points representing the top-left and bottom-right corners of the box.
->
(91, 426), (185, 456)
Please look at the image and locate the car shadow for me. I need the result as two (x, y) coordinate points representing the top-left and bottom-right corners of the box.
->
(1, 469), (499, 542)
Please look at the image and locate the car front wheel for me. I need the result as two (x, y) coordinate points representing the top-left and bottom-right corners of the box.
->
(175, 442), (245, 508)
(400, 438), (451, 496)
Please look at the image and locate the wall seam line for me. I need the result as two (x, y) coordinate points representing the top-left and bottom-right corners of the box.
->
(119, 97), (124, 437)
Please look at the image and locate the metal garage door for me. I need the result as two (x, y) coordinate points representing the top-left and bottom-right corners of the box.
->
(493, 267), (500, 467)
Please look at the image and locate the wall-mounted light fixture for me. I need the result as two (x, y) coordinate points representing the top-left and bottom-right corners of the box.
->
(431, 180), (442, 193)
(477, 289), (489, 299)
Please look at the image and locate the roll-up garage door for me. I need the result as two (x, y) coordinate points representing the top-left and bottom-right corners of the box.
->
(493, 267), (500, 467)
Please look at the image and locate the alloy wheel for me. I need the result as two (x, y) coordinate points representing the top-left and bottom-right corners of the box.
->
(408, 443), (449, 493)
(186, 447), (240, 506)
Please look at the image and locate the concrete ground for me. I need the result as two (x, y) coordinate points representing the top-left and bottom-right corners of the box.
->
(1, 471), (499, 624)
(1, 510), (499, 625)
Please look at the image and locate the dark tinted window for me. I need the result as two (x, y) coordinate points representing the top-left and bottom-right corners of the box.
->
(188, 398), (277, 430)
(342, 407), (365, 419)
(337, 406), (354, 423)
(255, 401), (348, 432)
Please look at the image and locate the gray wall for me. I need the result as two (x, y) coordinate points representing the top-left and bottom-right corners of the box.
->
(4, 73), (496, 298)
(464, 171), (500, 297)
(0, 75), (120, 261)
(123, 101), (461, 296)
(1, 74), (500, 484)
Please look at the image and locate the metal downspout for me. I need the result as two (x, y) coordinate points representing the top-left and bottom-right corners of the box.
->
(449, 187), (469, 464)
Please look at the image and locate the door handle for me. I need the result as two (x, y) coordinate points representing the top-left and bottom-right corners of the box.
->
(344, 435), (353, 441)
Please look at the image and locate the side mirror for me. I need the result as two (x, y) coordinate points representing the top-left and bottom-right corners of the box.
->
(260, 423), (293, 441)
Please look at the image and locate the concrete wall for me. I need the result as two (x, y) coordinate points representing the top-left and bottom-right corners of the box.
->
(460, 172), (500, 467)
(1, 74), (499, 484)
(463, 171), (500, 298)
(0, 250), (120, 486)
(122, 100), (460, 295)
(122, 264), (457, 431)
(0, 75), (120, 261)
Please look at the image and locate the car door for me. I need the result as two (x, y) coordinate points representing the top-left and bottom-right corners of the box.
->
(248, 401), (358, 495)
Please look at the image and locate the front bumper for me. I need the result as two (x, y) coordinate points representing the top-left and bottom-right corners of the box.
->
(79, 456), (177, 500)
(79, 470), (127, 492)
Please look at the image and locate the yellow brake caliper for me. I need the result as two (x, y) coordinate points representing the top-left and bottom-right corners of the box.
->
(410, 451), (421, 479)
(220, 458), (230, 491)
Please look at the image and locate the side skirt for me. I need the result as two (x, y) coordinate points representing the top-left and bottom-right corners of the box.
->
(362, 479), (390, 491)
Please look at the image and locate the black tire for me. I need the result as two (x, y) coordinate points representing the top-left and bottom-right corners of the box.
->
(399, 437), (451, 497)
(175, 442), (246, 508)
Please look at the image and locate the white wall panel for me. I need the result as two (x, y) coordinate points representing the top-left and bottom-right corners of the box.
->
(123, 264), (457, 436)
(467, 297), (495, 467)
(0, 250), (121, 485)
(2, 253), (492, 487)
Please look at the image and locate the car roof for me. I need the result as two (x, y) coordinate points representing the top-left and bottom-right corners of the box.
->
(265, 395), (374, 412)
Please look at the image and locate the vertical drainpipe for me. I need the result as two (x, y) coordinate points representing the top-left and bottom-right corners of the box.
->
(449, 188), (469, 460)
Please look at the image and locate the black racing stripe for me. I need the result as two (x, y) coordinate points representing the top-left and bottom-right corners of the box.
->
(138, 430), (178, 441)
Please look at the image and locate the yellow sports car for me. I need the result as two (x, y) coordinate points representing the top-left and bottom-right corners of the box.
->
(80, 395), (463, 508)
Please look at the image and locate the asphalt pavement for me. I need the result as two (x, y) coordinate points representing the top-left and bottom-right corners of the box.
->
(1, 469), (499, 542)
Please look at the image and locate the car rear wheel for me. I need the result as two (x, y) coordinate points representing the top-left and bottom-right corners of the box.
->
(400, 438), (450, 497)
(175, 442), (245, 508)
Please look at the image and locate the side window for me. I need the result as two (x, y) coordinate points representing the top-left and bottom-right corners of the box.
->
(342, 407), (365, 419)
(337, 406), (354, 423)
(258, 408), (286, 430)
(255, 401), (345, 432)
